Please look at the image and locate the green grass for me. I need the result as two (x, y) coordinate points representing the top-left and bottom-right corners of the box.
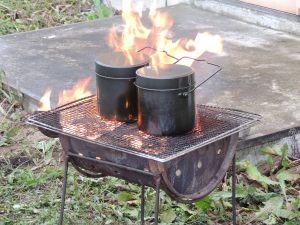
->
(0, 0), (113, 35)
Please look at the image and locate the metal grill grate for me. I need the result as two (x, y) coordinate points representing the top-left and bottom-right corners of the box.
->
(27, 95), (261, 162)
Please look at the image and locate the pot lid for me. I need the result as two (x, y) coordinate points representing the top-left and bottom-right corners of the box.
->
(136, 64), (195, 90)
(95, 52), (149, 78)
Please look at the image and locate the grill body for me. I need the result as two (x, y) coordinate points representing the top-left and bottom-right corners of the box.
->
(60, 133), (238, 202)
(27, 95), (261, 225)
(27, 95), (260, 224)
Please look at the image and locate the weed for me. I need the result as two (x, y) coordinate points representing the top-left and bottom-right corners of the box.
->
(0, 0), (113, 35)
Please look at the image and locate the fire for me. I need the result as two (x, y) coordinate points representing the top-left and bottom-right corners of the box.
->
(58, 77), (92, 106)
(38, 88), (52, 111)
(38, 77), (92, 111)
(107, 1), (150, 64)
(107, 0), (223, 72)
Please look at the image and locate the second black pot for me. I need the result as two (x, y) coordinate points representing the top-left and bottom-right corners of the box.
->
(135, 64), (196, 136)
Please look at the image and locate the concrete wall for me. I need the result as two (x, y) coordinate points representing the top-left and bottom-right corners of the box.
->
(241, 0), (300, 15)
(193, 0), (300, 36)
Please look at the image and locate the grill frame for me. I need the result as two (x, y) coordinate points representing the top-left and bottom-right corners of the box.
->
(26, 95), (261, 225)
(27, 95), (261, 162)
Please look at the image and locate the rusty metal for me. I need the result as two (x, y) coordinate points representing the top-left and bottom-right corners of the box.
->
(59, 155), (69, 225)
(141, 186), (145, 225)
(27, 95), (261, 224)
(27, 95), (260, 162)
(232, 154), (237, 225)
(154, 176), (161, 225)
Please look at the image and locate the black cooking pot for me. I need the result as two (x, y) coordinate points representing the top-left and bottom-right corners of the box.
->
(135, 64), (196, 136)
(95, 52), (149, 122)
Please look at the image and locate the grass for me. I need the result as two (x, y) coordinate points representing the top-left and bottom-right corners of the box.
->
(0, 0), (114, 35)
(0, 1), (300, 224)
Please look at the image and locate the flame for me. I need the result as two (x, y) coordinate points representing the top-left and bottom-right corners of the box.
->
(58, 77), (92, 106)
(38, 77), (92, 111)
(107, 0), (223, 73)
(107, 0), (150, 64)
(38, 88), (52, 111)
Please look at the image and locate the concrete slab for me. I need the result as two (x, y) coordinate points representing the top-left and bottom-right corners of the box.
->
(0, 4), (300, 140)
(193, 0), (300, 36)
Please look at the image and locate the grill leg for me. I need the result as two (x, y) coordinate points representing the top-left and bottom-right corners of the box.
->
(141, 185), (145, 225)
(154, 177), (161, 225)
(59, 156), (69, 225)
(232, 154), (237, 225)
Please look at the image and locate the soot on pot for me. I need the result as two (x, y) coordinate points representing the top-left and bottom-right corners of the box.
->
(95, 52), (149, 122)
(135, 64), (196, 136)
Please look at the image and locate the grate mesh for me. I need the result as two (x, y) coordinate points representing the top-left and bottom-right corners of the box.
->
(27, 95), (261, 162)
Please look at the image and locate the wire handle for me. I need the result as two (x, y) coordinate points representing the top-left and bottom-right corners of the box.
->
(137, 46), (222, 97)
(175, 58), (222, 97)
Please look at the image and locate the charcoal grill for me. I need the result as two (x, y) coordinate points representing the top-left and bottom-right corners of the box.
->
(27, 95), (261, 225)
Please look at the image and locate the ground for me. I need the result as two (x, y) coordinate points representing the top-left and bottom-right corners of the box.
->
(0, 1), (300, 225)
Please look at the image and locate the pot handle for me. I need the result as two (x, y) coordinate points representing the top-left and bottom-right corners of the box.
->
(173, 57), (222, 97)
(137, 47), (222, 97)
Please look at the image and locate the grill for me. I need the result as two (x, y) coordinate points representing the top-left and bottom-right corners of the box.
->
(27, 95), (261, 225)
(28, 95), (259, 162)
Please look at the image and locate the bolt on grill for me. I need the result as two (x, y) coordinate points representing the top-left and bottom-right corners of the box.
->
(27, 95), (261, 162)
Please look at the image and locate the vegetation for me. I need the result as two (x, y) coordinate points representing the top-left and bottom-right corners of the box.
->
(0, 0), (114, 35)
(0, 1), (299, 224)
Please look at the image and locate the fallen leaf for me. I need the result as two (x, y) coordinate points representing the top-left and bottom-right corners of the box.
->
(160, 208), (176, 224)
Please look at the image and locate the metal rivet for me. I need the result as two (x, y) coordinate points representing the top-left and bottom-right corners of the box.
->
(176, 169), (182, 177)
(217, 149), (222, 155)
(197, 160), (202, 169)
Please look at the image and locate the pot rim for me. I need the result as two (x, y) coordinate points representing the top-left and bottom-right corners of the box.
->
(134, 82), (195, 92)
(136, 64), (194, 79)
(95, 59), (149, 69)
(95, 53), (149, 69)
(95, 72), (136, 80)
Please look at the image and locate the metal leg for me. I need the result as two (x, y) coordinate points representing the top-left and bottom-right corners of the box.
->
(59, 156), (69, 225)
(154, 177), (161, 225)
(232, 155), (237, 225)
(141, 185), (145, 225)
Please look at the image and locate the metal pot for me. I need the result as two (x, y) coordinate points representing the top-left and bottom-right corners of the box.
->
(135, 64), (196, 136)
(95, 52), (149, 122)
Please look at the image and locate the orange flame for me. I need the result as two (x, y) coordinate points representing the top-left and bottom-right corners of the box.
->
(107, 0), (150, 64)
(38, 88), (52, 111)
(38, 77), (92, 111)
(107, 0), (223, 73)
(58, 77), (92, 106)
